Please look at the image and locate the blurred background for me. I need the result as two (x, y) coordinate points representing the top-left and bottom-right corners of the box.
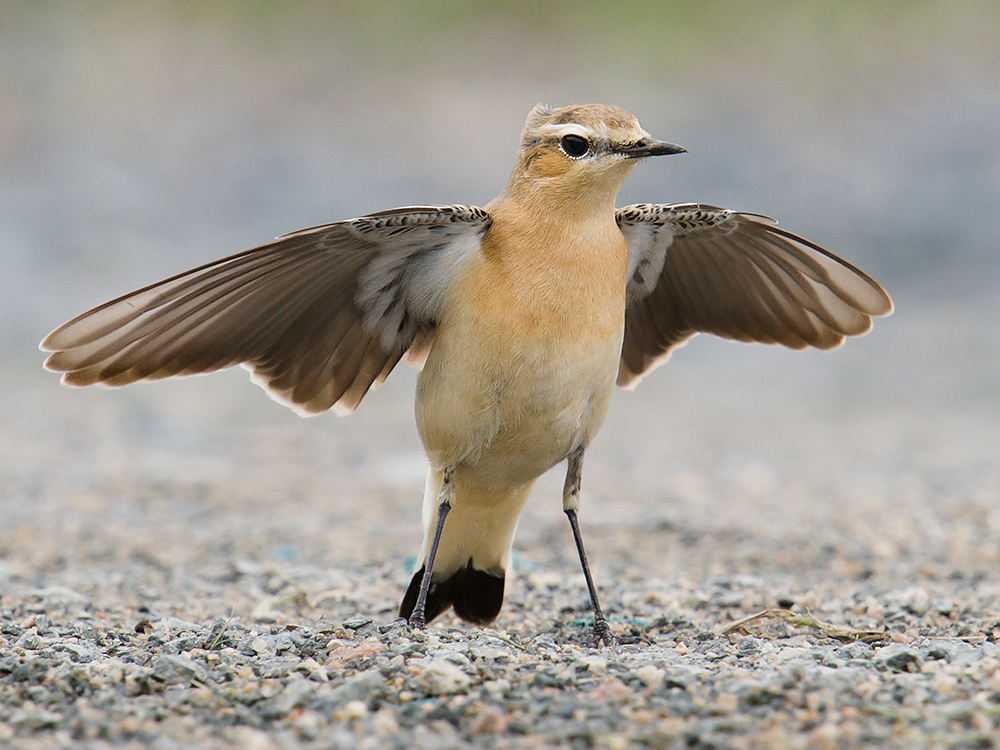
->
(2, 1), (999, 603)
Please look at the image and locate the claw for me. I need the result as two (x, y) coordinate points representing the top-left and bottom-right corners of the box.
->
(408, 614), (426, 630)
(592, 617), (617, 648)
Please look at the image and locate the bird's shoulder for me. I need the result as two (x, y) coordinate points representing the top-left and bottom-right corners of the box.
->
(277, 204), (492, 241)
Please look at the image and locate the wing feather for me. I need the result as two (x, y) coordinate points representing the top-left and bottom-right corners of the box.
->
(41, 205), (490, 414)
(617, 203), (892, 387)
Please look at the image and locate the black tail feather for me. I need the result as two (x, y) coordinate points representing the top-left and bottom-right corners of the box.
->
(399, 560), (505, 626)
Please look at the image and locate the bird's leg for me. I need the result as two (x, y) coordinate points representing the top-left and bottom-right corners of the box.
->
(563, 447), (615, 647)
(408, 466), (455, 629)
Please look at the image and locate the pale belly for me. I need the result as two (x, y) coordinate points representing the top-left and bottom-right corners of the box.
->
(415, 318), (623, 488)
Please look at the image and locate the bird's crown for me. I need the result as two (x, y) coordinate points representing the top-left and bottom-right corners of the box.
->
(520, 103), (649, 158)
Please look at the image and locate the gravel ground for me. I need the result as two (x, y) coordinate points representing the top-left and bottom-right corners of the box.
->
(3, 302), (1000, 748)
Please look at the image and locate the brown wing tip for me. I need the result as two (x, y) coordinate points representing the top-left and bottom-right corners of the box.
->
(872, 288), (894, 317)
(39, 333), (60, 353)
(39, 320), (87, 353)
(616, 364), (641, 389)
(616, 337), (694, 390)
(60, 369), (104, 387)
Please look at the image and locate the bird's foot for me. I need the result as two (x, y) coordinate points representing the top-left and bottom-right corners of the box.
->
(592, 617), (617, 648)
(407, 613), (427, 630)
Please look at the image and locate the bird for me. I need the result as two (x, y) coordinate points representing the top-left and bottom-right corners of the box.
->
(40, 103), (892, 645)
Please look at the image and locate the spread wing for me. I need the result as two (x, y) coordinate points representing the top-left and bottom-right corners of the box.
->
(41, 205), (491, 415)
(616, 203), (893, 388)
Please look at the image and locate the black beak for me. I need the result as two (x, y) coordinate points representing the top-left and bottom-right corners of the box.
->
(619, 137), (687, 158)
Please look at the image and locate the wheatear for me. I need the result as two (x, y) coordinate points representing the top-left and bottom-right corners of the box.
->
(41, 104), (892, 644)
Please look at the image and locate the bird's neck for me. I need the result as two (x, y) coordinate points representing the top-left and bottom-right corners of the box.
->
(482, 184), (630, 301)
(493, 172), (624, 227)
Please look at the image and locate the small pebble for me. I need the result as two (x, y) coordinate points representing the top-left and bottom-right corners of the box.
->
(372, 708), (400, 734)
(632, 664), (665, 686)
(413, 659), (471, 695)
(343, 616), (373, 630)
(251, 637), (273, 658)
(344, 700), (368, 720)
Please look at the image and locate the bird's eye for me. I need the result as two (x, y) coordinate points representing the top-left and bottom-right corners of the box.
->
(560, 134), (589, 158)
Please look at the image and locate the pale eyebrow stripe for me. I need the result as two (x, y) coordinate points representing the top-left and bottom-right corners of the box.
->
(534, 122), (610, 140)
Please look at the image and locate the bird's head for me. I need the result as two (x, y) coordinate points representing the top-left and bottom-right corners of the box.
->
(502, 103), (685, 211)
